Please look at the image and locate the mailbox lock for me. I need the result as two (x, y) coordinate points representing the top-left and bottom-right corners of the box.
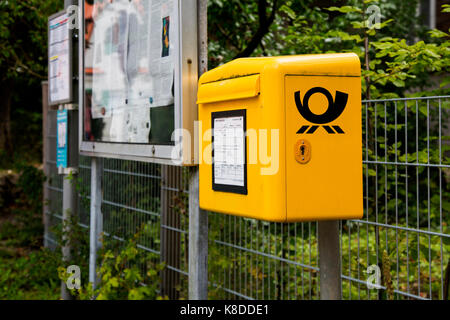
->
(295, 139), (311, 164)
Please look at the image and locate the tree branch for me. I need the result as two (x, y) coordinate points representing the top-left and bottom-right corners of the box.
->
(11, 50), (46, 80)
(233, 0), (279, 59)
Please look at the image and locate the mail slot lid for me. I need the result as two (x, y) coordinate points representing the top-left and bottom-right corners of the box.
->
(198, 54), (360, 84)
(197, 74), (260, 104)
(285, 75), (363, 221)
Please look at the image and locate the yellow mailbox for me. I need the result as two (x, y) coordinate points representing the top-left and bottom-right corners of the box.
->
(197, 53), (363, 222)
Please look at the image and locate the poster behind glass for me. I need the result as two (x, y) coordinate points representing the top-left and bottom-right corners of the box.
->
(84, 0), (176, 145)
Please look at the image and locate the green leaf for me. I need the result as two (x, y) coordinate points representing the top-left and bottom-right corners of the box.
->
(109, 277), (119, 288)
(372, 42), (393, 50)
(429, 29), (449, 38)
(351, 21), (366, 29)
(424, 48), (441, 59)
(280, 5), (296, 20)
(326, 6), (363, 14)
(392, 79), (405, 87)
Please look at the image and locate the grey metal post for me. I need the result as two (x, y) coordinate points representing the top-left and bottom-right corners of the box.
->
(60, 0), (79, 300)
(60, 110), (79, 300)
(188, 0), (208, 300)
(89, 157), (103, 288)
(318, 220), (342, 300)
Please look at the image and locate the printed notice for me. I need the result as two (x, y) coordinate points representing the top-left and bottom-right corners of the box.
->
(56, 110), (68, 168)
(213, 115), (245, 188)
(49, 13), (71, 104)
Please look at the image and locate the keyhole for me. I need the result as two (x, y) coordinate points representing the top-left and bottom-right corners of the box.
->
(295, 139), (311, 164)
(300, 145), (305, 156)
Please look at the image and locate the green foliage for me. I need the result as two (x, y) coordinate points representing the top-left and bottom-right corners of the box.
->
(0, 164), (60, 300)
(0, 0), (62, 168)
(288, 1), (449, 98)
(208, 0), (449, 98)
(0, 0), (61, 81)
(0, 165), (45, 248)
(0, 248), (61, 299)
(49, 211), (90, 295)
(15, 163), (46, 210)
(382, 250), (394, 300)
(63, 224), (166, 300)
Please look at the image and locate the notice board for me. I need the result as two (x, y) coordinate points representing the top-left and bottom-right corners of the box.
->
(80, 0), (198, 165)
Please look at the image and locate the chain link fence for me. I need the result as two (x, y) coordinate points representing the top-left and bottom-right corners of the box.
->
(43, 95), (450, 300)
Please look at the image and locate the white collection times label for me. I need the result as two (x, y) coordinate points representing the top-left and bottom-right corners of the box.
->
(213, 116), (245, 187)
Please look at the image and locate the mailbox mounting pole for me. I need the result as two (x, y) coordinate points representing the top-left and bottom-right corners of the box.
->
(318, 220), (342, 300)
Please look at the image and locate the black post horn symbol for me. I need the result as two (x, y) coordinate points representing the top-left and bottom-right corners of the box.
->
(294, 87), (348, 134)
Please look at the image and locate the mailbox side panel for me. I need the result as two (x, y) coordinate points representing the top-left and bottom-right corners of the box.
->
(284, 75), (363, 221)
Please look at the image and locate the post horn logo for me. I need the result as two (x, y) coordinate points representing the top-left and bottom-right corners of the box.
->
(294, 87), (348, 134)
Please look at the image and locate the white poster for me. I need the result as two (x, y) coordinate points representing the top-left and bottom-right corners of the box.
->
(49, 13), (71, 104)
(213, 116), (245, 187)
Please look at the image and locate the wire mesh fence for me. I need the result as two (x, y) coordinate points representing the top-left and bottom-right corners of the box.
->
(43, 96), (450, 300)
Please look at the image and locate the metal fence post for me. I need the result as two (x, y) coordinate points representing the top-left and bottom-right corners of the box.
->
(189, 0), (208, 300)
(89, 157), (103, 289)
(318, 220), (342, 300)
(160, 165), (168, 296)
(160, 165), (182, 299)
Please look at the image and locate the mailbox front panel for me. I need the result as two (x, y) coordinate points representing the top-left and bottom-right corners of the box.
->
(284, 75), (363, 221)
